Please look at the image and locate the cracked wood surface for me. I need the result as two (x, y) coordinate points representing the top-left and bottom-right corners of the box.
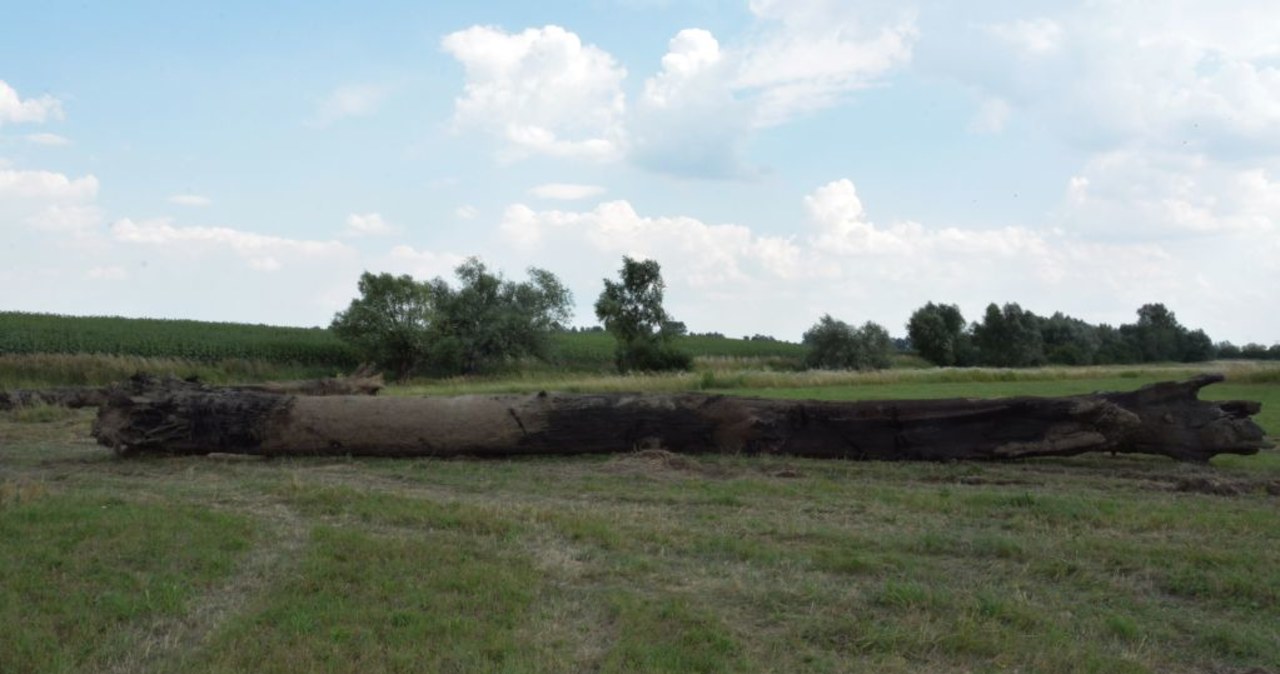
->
(92, 374), (1271, 462)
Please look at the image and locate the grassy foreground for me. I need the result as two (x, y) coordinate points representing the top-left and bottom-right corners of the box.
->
(1, 374), (1277, 673)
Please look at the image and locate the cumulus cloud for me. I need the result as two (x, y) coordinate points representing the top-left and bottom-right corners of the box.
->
(496, 178), (1207, 338)
(441, 6), (917, 176)
(527, 183), (606, 200)
(736, 1), (918, 127)
(0, 168), (98, 200)
(27, 204), (104, 235)
(384, 245), (467, 279)
(309, 83), (390, 127)
(984, 18), (1063, 55)
(25, 132), (71, 146)
(1062, 150), (1280, 239)
(168, 194), (212, 207)
(968, 97), (1010, 134)
(632, 29), (753, 178)
(0, 81), (63, 125)
(943, 4), (1280, 155)
(0, 167), (103, 243)
(441, 25), (627, 161)
(112, 218), (353, 272)
(343, 212), (394, 237)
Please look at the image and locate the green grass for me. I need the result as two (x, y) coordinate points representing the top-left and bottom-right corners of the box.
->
(0, 493), (253, 673)
(0, 353), (340, 388)
(196, 525), (539, 673)
(1, 370), (1278, 672)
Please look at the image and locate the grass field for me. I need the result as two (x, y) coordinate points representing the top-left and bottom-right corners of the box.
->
(2, 370), (1277, 673)
(0, 312), (808, 386)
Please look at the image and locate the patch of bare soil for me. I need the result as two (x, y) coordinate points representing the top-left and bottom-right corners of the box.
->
(602, 449), (732, 479)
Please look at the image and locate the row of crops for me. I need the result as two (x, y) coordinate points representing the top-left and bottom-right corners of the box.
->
(0, 312), (360, 367)
(0, 312), (807, 371)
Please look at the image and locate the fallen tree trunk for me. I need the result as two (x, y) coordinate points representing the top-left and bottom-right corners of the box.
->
(229, 372), (384, 397)
(91, 374), (1271, 462)
(1, 387), (108, 411)
(1, 372), (381, 412)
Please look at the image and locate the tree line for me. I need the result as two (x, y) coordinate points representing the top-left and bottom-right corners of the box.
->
(331, 256), (691, 379)
(791, 300), (1277, 372)
(331, 255), (1274, 379)
(904, 301), (1249, 368)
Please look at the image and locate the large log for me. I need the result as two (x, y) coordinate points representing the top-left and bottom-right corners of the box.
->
(0, 386), (108, 411)
(0, 371), (381, 413)
(91, 374), (1271, 462)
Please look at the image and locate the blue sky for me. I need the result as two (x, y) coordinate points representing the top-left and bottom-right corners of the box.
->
(2, 1), (1277, 343)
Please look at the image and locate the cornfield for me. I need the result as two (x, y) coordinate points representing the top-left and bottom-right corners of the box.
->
(0, 313), (809, 373)
(0, 312), (358, 367)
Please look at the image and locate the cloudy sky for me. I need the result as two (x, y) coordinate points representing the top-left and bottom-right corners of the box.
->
(2, 1), (1278, 343)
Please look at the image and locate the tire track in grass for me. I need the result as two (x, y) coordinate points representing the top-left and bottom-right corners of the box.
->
(92, 500), (310, 674)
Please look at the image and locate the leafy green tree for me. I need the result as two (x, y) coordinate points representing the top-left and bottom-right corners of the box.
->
(1241, 343), (1271, 359)
(906, 302), (969, 366)
(428, 258), (573, 374)
(1130, 303), (1185, 362)
(1094, 324), (1141, 364)
(1180, 329), (1215, 363)
(331, 259), (573, 379)
(330, 272), (435, 380)
(1039, 312), (1101, 365)
(594, 256), (692, 372)
(972, 302), (1045, 367)
(802, 315), (893, 371)
(1215, 341), (1242, 359)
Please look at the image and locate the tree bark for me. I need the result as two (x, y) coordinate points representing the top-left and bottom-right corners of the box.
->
(1, 387), (108, 411)
(1, 372), (381, 412)
(91, 374), (1271, 462)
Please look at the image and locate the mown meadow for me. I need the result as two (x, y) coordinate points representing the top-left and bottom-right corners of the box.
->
(1, 313), (1277, 672)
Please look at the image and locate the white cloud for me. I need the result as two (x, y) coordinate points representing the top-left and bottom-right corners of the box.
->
(111, 218), (353, 271)
(455, 205), (479, 219)
(736, 1), (918, 127)
(0, 81), (63, 125)
(968, 97), (1010, 134)
(633, 29), (753, 178)
(948, 4), (1280, 155)
(1062, 150), (1279, 238)
(0, 168), (98, 200)
(385, 245), (467, 279)
(168, 194), (212, 207)
(25, 132), (70, 146)
(496, 178), (1208, 339)
(86, 266), (128, 281)
(343, 212), (394, 237)
(441, 25), (627, 161)
(440, 8), (916, 176)
(984, 18), (1063, 55)
(527, 183), (606, 200)
(309, 83), (389, 127)
(27, 204), (104, 235)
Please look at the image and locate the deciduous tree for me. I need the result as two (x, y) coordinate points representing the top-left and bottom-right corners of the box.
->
(594, 257), (691, 372)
